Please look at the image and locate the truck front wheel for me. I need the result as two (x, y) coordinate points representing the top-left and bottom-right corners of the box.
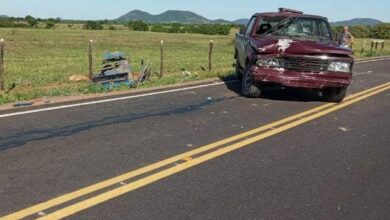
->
(322, 87), (348, 103)
(242, 65), (261, 98)
(235, 59), (243, 81)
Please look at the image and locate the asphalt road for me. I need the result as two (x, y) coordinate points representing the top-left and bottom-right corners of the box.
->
(0, 59), (389, 220)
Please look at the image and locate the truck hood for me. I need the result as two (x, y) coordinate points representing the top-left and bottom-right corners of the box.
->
(252, 37), (353, 56)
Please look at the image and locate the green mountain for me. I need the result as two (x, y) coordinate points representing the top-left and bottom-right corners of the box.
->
(331, 18), (382, 26)
(233, 19), (250, 25)
(117, 10), (153, 22)
(0, 15), (9, 18)
(116, 10), (230, 24)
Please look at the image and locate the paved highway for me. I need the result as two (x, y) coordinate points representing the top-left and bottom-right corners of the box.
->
(0, 59), (389, 220)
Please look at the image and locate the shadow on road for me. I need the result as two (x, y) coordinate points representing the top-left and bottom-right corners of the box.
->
(220, 75), (327, 103)
(0, 96), (233, 152)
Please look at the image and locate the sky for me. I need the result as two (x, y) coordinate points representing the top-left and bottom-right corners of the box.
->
(0, 0), (389, 22)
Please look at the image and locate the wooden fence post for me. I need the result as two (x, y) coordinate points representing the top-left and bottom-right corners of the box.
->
(88, 39), (93, 80)
(375, 41), (378, 53)
(160, 40), (164, 78)
(88, 40), (93, 80)
(208, 40), (214, 71)
(0, 38), (4, 91)
(381, 42), (385, 53)
(370, 41), (374, 53)
(360, 40), (366, 56)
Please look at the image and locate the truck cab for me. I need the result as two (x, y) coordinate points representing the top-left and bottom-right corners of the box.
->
(234, 8), (354, 102)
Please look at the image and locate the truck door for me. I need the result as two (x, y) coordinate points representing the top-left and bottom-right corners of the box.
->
(239, 16), (257, 67)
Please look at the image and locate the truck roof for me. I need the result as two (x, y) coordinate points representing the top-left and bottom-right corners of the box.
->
(256, 11), (327, 20)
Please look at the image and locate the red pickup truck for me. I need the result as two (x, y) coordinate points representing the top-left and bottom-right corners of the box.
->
(234, 8), (354, 102)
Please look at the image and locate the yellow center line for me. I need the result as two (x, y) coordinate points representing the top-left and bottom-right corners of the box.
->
(36, 84), (390, 220)
(1, 82), (389, 220)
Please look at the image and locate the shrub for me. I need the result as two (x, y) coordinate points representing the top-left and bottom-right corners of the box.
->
(25, 15), (38, 27)
(83, 21), (103, 30)
(371, 23), (390, 39)
(128, 20), (149, 31)
(45, 18), (57, 29)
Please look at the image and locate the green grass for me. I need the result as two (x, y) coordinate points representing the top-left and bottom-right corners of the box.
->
(0, 28), (235, 104)
(0, 28), (388, 105)
(351, 38), (390, 58)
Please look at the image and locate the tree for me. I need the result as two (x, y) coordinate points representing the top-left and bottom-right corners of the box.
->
(25, 15), (38, 27)
(371, 23), (390, 39)
(83, 21), (103, 30)
(45, 18), (57, 29)
(128, 20), (149, 31)
(151, 24), (166, 32)
(168, 23), (182, 33)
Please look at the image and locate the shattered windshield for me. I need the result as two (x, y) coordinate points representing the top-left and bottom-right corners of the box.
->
(265, 17), (332, 41)
(255, 16), (287, 35)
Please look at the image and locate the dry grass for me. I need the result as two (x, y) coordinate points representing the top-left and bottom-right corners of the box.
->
(0, 27), (388, 104)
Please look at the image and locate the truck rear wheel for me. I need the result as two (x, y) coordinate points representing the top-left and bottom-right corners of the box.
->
(242, 65), (261, 98)
(323, 87), (347, 103)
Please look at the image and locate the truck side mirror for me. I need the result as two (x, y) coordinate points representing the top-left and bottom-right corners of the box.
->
(239, 25), (247, 35)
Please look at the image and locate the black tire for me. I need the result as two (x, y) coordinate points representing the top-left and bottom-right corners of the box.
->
(323, 87), (348, 103)
(242, 65), (261, 98)
(235, 59), (243, 81)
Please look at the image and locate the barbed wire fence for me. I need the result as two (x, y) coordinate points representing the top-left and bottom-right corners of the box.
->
(0, 36), (224, 91)
(0, 34), (388, 92)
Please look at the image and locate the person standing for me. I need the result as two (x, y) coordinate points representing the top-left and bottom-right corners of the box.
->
(339, 26), (354, 48)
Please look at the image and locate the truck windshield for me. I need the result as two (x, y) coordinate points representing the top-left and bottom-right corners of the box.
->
(265, 17), (332, 41)
(255, 16), (287, 35)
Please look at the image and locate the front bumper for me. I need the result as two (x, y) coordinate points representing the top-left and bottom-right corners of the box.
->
(251, 66), (352, 89)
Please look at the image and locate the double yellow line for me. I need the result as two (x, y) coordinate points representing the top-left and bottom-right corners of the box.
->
(2, 82), (390, 220)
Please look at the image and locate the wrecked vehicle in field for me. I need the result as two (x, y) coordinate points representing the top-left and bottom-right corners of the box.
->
(234, 8), (354, 102)
(93, 51), (133, 88)
(93, 52), (151, 89)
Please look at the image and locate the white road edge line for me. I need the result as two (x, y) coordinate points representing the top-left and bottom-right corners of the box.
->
(355, 57), (390, 64)
(0, 58), (389, 119)
(0, 81), (235, 119)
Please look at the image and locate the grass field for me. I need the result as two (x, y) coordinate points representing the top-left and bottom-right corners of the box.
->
(0, 28), (389, 105)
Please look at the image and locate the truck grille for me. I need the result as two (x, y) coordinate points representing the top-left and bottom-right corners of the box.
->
(280, 57), (330, 72)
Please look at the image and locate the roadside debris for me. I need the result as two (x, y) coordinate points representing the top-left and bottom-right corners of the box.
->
(338, 127), (350, 132)
(181, 70), (199, 81)
(69, 74), (89, 82)
(92, 52), (151, 89)
(13, 101), (33, 107)
(92, 51), (133, 89)
(182, 71), (192, 77)
(37, 211), (47, 216)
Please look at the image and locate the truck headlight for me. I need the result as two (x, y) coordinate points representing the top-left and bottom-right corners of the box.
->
(328, 62), (351, 73)
(257, 58), (280, 68)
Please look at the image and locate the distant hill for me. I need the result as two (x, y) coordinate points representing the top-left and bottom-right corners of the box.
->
(0, 15), (8, 18)
(116, 10), (230, 24)
(331, 18), (382, 26)
(117, 10), (153, 22)
(233, 19), (250, 25)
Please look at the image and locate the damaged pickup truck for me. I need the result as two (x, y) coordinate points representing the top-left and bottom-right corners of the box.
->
(235, 8), (354, 102)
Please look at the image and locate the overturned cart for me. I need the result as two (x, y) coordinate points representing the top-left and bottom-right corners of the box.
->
(93, 52), (151, 88)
